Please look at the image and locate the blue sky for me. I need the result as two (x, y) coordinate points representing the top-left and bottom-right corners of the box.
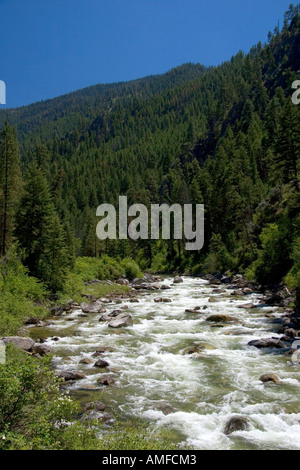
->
(0, 0), (293, 108)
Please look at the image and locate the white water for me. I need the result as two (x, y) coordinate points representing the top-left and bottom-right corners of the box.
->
(35, 277), (300, 450)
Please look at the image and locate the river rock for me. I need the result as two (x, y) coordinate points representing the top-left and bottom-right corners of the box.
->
(33, 344), (52, 356)
(157, 404), (176, 415)
(80, 302), (105, 314)
(92, 347), (114, 356)
(237, 303), (256, 309)
(97, 376), (115, 386)
(117, 278), (129, 285)
(185, 308), (201, 313)
(173, 276), (183, 284)
(1, 336), (35, 352)
(94, 359), (109, 368)
(224, 416), (249, 435)
(50, 306), (64, 316)
(83, 401), (106, 412)
(161, 285), (171, 290)
(108, 313), (133, 328)
(230, 290), (244, 296)
(79, 357), (94, 365)
(56, 370), (86, 381)
(262, 294), (284, 306)
(182, 346), (203, 355)
(259, 373), (281, 384)
(248, 338), (285, 349)
(206, 315), (238, 323)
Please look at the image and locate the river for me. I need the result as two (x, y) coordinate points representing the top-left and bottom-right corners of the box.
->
(30, 277), (300, 450)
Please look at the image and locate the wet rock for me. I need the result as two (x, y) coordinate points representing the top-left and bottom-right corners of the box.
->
(80, 302), (105, 314)
(79, 357), (94, 365)
(92, 347), (114, 357)
(94, 359), (109, 368)
(206, 315), (238, 323)
(50, 306), (64, 316)
(282, 328), (298, 339)
(157, 405), (176, 415)
(161, 285), (171, 290)
(33, 344), (52, 356)
(108, 314), (133, 328)
(208, 279), (222, 286)
(182, 346), (203, 355)
(116, 278), (129, 285)
(248, 338), (286, 349)
(1, 336), (34, 352)
(185, 307), (201, 313)
(173, 276), (183, 284)
(56, 370), (86, 381)
(237, 303), (256, 309)
(129, 298), (139, 303)
(63, 300), (74, 311)
(25, 317), (42, 325)
(263, 294), (284, 306)
(83, 401), (106, 412)
(97, 376), (115, 386)
(230, 290), (244, 296)
(224, 416), (249, 435)
(259, 374), (281, 384)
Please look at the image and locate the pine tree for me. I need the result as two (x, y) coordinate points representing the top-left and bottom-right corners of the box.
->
(0, 123), (22, 256)
(15, 163), (69, 290)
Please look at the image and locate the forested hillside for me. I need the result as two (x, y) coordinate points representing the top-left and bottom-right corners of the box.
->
(0, 5), (299, 300)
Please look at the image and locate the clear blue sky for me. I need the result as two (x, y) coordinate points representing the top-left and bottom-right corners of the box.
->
(0, 0), (292, 108)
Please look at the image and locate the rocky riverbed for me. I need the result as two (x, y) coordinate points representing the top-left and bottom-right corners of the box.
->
(8, 274), (300, 450)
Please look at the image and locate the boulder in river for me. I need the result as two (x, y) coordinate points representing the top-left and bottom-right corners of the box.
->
(173, 276), (183, 284)
(80, 301), (105, 314)
(50, 306), (64, 316)
(56, 370), (86, 381)
(94, 359), (109, 368)
(97, 375), (115, 386)
(259, 373), (281, 384)
(1, 336), (34, 352)
(248, 338), (286, 349)
(32, 344), (52, 356)
(116, 278), (129, 285)
(237, 303), (256, 309)
(206, 315), (238, 323)
(182, 346), (203, 355)
(108, 313), (133, 328)
(83, 401), (106, 412)
(224, 416), (249, 435)
(79, 357), (94, 365)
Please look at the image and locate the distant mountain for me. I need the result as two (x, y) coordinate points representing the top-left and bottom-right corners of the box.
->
(0, 63), (206, 141)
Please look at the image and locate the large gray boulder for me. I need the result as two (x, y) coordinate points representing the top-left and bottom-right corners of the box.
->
(1, 336), (34, 352)
(56, 370), (86, 381)
(108, 313), (133, 328)
(224, 416), (249, 435)
(248, 338), (286, 349)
